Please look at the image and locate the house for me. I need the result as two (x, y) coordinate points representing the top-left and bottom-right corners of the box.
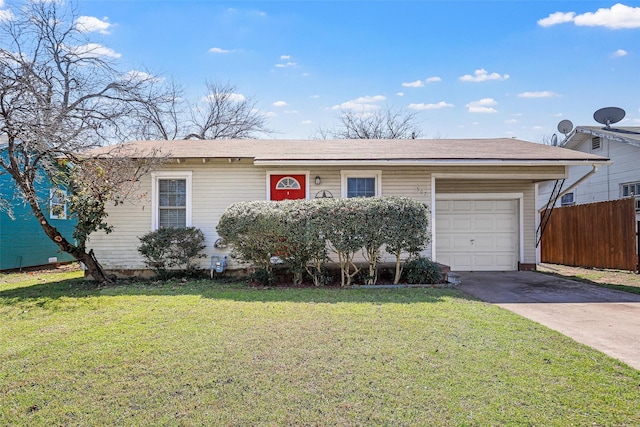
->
(0, 142), (77, 270)
(537, 126), (640, 221)
(84, 138), (609, 275)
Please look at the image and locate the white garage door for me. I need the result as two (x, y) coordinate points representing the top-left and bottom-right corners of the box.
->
(436, 199), (519, 271)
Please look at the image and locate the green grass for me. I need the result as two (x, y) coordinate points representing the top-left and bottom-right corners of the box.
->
(1, 270), (639, 426)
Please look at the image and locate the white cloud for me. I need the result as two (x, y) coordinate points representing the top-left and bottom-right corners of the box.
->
(612, 49), (628, 57)
(466, 98), (498, 113)
(301, 120), (313, 125)
(262, 111), (277, 118)
(275, 61), (297, 68)
(396, 92), (405, 97)
(310, 95), (320, 99)
(273, 101), (288, 107)
(66, 43), (121, 59)
(426, 76), (442, 83)
(408, 101), (454, 110)
(459, 69), (509, 82)
(402, 80), (424, 88)
(554, 113), (563, 117)
(331, 95), (386, 111)
(538, 4), (640, 29)
(280, 55), (290, 60)
(122, 70), (164, 82)
(209, 47), (234, 54)
(0, 1), (13, 21)
(533, 126), (545, 131)
(284, 110), (298, 114)
(574, 3), (640, 29)
(517, 91), (560, 98)
(505, 119), (518, 124)
(202, 92), (246, 103)
(76, 16), (112, 34)
(537, 11), (576, 27)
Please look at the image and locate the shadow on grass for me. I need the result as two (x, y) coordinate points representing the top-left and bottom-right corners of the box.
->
(0, 276), (469, 305)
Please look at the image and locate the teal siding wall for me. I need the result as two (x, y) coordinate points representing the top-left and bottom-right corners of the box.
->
(0, 172), (76, 270)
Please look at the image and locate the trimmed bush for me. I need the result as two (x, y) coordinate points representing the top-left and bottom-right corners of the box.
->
(216, 197), (431, 286)
(137, 227), (207, 279)
(403, 256), (442, 284)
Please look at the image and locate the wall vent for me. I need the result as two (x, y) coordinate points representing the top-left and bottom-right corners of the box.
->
(591, 136), (602, 151)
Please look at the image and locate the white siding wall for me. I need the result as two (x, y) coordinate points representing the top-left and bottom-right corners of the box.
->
(538, 138), (640, 211)
(89, 162), (549, 272)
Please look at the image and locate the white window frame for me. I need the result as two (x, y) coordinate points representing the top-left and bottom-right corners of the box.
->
(621, 181), (640, 212)
(49, 188), (67, 220)
(151, 171), (192, 230)
(340, 170), (382, 198)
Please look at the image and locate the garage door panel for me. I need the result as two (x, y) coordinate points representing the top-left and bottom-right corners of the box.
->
(436, 198), (518, 271)
(473, 200), (494, 211)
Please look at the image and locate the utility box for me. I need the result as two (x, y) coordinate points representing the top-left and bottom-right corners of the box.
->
(210, 256), (227, 278)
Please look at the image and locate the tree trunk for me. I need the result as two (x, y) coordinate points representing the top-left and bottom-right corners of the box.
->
(22, 184), (113, 284)
(394, 254), (402, 284)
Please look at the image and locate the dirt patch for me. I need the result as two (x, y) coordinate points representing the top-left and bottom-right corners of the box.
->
(538, 263), (640, 289)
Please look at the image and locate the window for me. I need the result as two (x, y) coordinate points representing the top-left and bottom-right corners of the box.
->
(341, 170), (381, 198)
(621, 181), (640, 211)
(591, 137), (602, 151)
(560, 192), (575, 206)
(152, 172), (192, 230)
(275, 177), (301, 189)
(50, 188), (67, 219)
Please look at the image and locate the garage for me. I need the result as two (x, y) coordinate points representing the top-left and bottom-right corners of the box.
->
(435, 198), (519, 271)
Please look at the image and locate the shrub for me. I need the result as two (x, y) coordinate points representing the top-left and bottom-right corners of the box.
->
(403, 256), (442, 284)
(138, 227), (207, 279)
(216, 197), (432, 286)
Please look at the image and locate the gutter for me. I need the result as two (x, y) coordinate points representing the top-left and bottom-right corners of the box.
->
(538, 164), (600, 212)
(253, 159), (610, 167)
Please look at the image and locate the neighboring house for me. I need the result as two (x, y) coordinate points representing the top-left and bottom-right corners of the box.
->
(85, 138), (608, 274)
(0, 143), (77, 270)
(537, 126), (640, 221)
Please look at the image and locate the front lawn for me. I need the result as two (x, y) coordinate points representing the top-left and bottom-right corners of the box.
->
(1, 269), (639, 426)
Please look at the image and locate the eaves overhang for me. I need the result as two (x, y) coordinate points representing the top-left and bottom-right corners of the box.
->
(565, 127), (640, 149)
(252, 158), (612, 167)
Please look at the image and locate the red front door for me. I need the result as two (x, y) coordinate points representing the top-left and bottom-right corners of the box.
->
(270, 174), (306, 201)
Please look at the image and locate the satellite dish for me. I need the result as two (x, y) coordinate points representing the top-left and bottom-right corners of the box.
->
(557, 119), (573, 135)
(550, 134), (558, 146)
(593, 107), (625, 129)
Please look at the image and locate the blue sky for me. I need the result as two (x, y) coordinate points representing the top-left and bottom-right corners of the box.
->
(7, 1), (640, 141)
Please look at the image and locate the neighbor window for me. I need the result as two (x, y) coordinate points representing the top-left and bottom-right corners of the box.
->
(50, 188), (67, 219)
(341, 170), (381, 198)
(152, 172), (192, 230)
(621, 181), (640, 211)
(560, 192), (575, 206)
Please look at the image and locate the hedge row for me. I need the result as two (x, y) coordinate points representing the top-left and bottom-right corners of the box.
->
(216, 196), (431, 286)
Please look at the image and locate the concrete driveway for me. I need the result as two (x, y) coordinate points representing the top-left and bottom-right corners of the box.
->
(457, 271), (640, 371)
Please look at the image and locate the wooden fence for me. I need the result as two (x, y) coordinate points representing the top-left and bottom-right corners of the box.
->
(540, 198), (638, 271)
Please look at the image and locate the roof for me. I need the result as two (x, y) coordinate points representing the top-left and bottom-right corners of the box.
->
(562, 126), (640, 150)
(85, 138), (610, 166)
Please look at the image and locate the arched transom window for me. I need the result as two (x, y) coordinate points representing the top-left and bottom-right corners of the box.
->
(275, 177), (301, 190)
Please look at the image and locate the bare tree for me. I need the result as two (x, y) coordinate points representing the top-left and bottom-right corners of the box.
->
(185, 81), (270, 140)
(318, 107), (422, 139)
(129, 76), (187, 141)
(0, 1), (167, 283)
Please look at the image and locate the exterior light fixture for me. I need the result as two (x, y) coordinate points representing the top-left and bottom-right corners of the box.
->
(315, 176), (321, 185)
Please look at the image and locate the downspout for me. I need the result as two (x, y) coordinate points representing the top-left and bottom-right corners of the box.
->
(536, 164), (601, 248)
(537, 164), (600, 213)
(556, 164), (599, 201)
